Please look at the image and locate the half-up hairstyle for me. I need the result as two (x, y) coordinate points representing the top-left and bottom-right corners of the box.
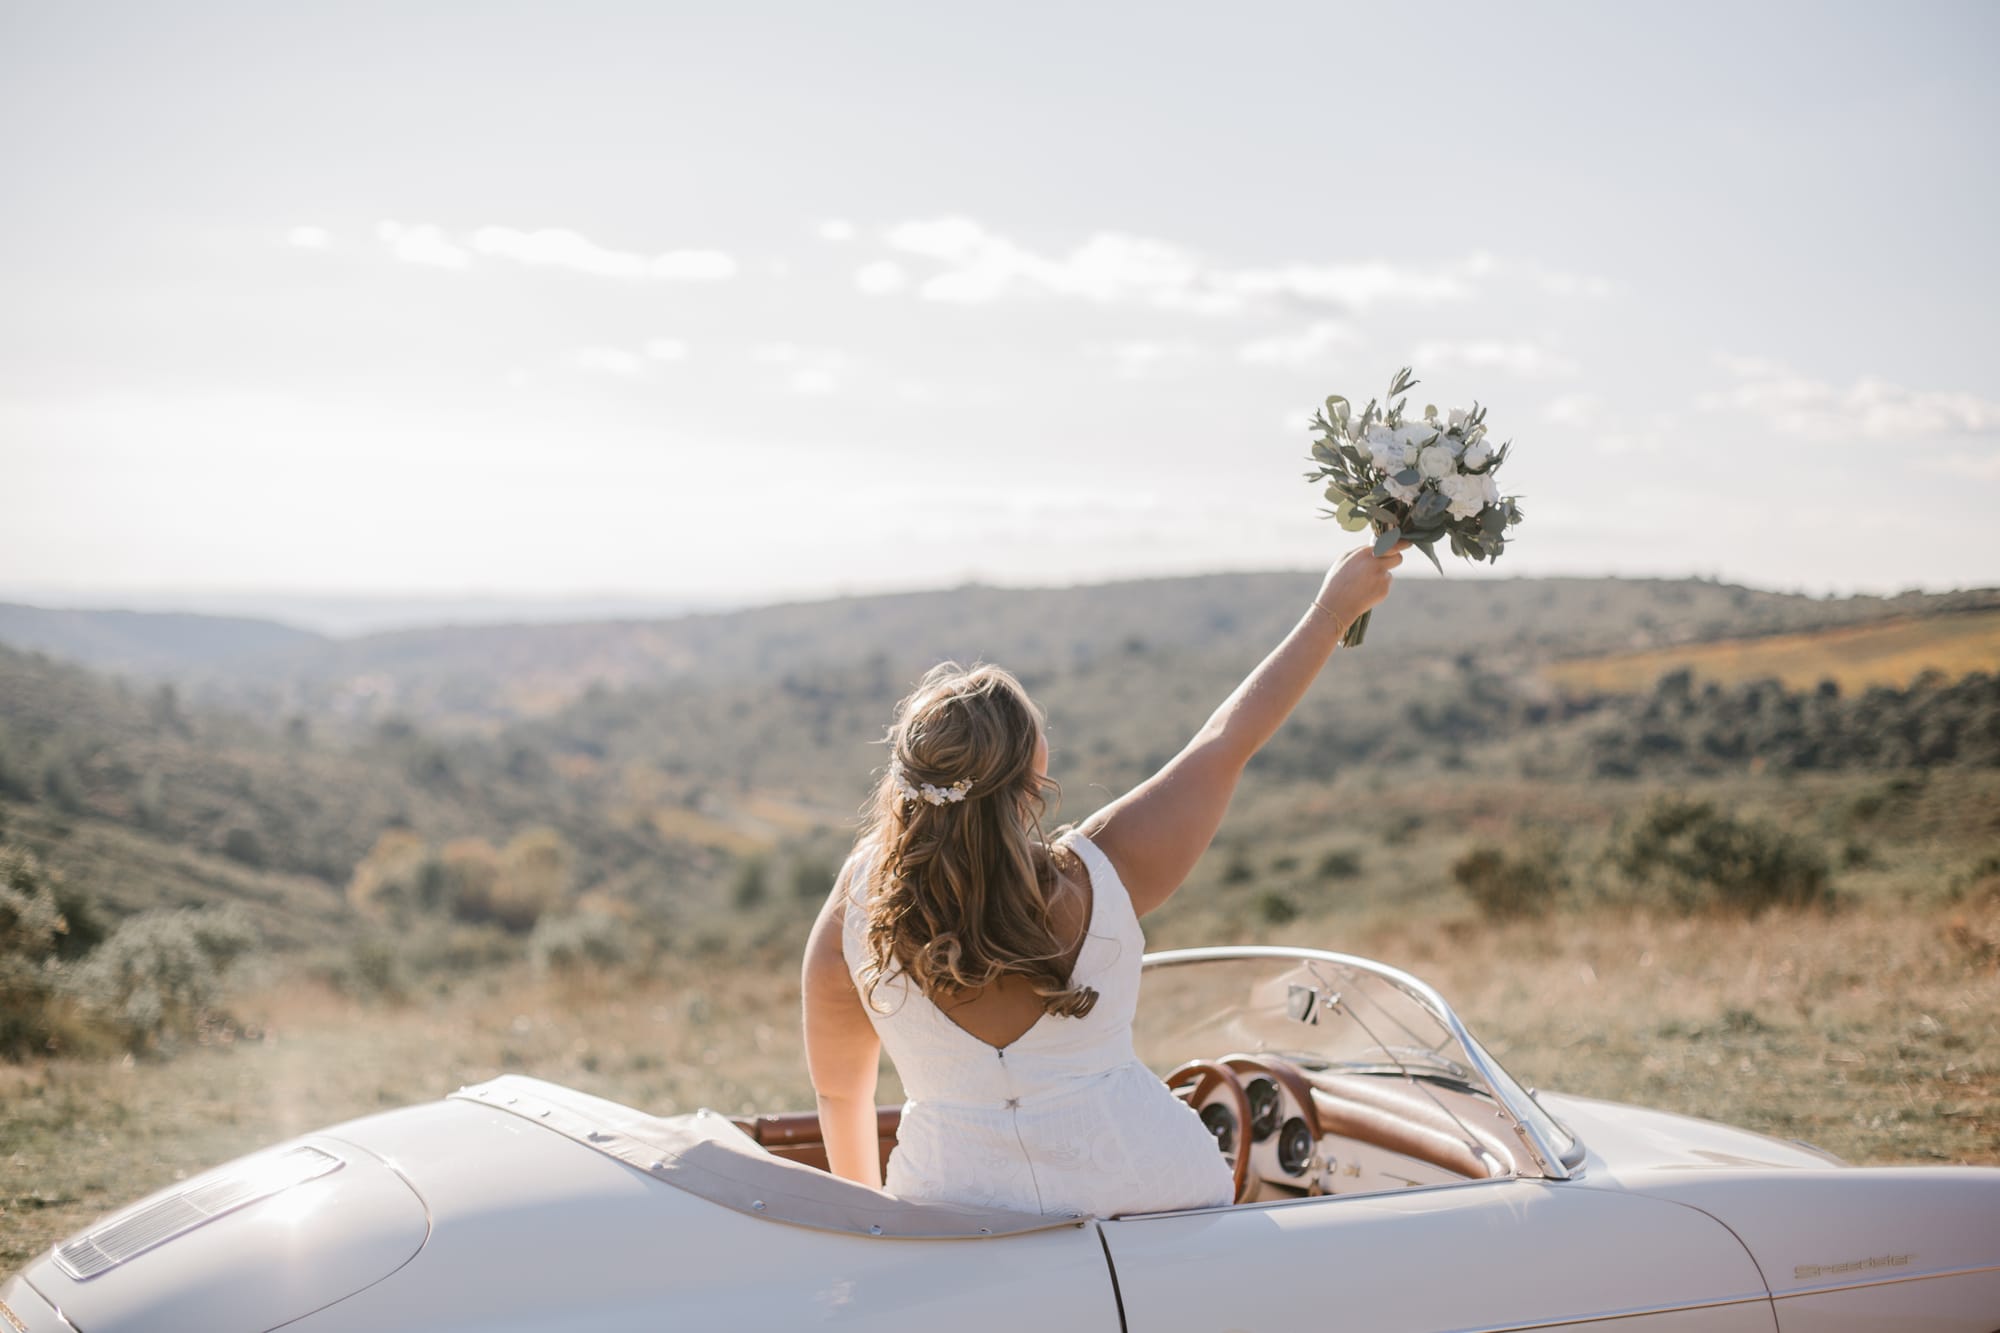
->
(855, 661), (1097, 1020)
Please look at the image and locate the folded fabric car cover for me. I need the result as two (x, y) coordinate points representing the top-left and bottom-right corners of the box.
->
(451, 1076), (1083, 1240)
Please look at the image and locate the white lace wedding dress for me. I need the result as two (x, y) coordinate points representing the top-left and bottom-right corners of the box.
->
(839, 829), (1234, 1218)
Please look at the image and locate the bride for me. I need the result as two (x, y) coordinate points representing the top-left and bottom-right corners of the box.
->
(800, 541), (1407, 1217)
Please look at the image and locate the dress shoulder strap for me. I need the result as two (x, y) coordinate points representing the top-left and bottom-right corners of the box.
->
(1057, 830), (1139, 936)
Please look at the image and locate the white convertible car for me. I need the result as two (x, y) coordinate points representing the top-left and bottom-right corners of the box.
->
(5, 946), (1998, 1332)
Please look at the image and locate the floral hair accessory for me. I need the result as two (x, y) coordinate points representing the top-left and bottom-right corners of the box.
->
(892, 762), (974, 806)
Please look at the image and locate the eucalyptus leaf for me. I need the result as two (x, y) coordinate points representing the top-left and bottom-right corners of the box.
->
(1413, 539), (1444, 575)
(1372, 525), (1402, 556)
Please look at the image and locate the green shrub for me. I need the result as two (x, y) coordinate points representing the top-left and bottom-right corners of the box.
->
(1315, 848), (1363, 880)
(1612, 798), (1829, 915)
(220, 826), (267, 868)
(63, 906), (259, 1053)
(1220, 846), (1255, 885)
(731, 857), (769, 911)
(318, 935), (410, 1002)
(530, 911), (636, 977)
(1453, 843), (1564, 920)
(0, 843), (70, 1057)
(791, 857), (839, 901)
(1254, 890), (1300, 925)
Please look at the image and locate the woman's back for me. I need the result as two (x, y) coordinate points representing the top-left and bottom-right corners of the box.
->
(841, 829), (1232, 1217)
(802, 552), (1403, 1208)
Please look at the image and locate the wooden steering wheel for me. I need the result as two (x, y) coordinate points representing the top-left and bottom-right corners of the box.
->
(1164, 1059), (1253, 1203)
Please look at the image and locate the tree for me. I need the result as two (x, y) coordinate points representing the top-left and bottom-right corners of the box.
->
(346, 829), (434, 921)
(491, 827), (574, 932)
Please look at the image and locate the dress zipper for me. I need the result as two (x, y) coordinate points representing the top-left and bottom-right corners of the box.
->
(996, 1047), (1046, 1214)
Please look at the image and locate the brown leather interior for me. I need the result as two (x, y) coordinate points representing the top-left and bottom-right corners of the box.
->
(1302, 1071), (1516, 1180)
(725, 1064), (1518, 1187)
(730, 1106), (902, 1174)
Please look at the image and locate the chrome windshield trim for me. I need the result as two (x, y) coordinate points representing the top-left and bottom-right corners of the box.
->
(1140, 945), (1578, 1181)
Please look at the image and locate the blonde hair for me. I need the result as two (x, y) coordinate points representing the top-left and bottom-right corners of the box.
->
(854, 662), (1097, 1020)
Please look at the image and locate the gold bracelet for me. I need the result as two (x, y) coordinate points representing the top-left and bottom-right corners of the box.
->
(1308, 599), (1346, 632)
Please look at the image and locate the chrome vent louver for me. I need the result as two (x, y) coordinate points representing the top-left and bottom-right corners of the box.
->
(55, 1144), (343, 1280)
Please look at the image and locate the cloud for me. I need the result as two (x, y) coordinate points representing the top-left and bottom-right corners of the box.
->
(877, 216), (1574, 316)
(468, 226), (734, 280)
(1414, 338), (1580, 378)
(1541, 393), (1601, 426)
(1085, 340), (1205, 379)
(570, 346), (649, 377)
(1700, 356), (2000, 438)
(883, 219), (1209, 307)
(1219, 261), (1471, 312)
(1460, 251), (1616, 299)
(1943, 452), (2000, 481)
(286, 225), (330, 250)
(854, 260), (908, 295)
(753, 341), (847, 395)
(567, 338), (690, 378)
(376, 221), (470, 269)
(1238, 320), (1357, 368)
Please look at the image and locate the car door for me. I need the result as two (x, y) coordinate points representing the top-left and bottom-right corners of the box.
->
(1100, 1178), (1776, 1332)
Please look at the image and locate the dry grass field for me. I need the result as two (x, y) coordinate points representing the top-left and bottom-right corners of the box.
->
(7, 772), (1996, 1271)
(1542, 607), (2000, 694)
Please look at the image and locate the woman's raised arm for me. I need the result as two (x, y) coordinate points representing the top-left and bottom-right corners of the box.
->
(1078, 543), (1404, 915)
(801, 877), (883, 1187)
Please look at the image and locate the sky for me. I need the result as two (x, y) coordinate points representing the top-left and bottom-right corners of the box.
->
(4, 0), (1997, 629)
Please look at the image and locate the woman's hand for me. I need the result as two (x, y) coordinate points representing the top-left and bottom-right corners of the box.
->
(1314, 540), (1408, 633)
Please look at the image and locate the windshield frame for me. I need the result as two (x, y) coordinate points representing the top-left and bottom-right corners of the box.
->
(1140, 945), (1583, 1180)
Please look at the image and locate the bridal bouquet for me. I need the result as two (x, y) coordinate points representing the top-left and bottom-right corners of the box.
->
(1306, 366), (1524, 646)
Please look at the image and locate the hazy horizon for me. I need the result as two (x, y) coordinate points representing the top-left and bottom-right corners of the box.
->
(5, 562), (1990, 639)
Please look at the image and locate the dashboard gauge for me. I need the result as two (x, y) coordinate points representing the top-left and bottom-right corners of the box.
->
(1277, 1116), (1314, 1177)
(1245, 1077), (1281, 1141)
(1199, 1102), (1238, 1156)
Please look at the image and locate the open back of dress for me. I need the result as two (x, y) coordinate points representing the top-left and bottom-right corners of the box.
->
(840, 830), (1233, 1218)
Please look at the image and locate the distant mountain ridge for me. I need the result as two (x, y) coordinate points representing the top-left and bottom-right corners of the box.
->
(4, 576), (1995, 730)
(0, 604), (326, 677)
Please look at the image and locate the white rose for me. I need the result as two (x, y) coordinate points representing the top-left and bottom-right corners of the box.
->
(1481, 472), (1500, 505)
(1441, 472), (1485, 520)
(1416, 444), (1454, 480)
(1448, 406), (1469, 430)
(1383, 472), (1421, 502)
(1393, 421), (1434, 450)
(1461, 438), (1494, 469)
(1363, 423), (1404, 469)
